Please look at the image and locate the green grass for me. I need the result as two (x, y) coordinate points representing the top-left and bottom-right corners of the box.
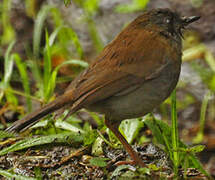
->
(0, 0), (15, 44)
(0, 40), (17, 105)
(13, 53), (32, 111)
(193, 91), (211, 144)
(0, 169), (36, 180)
(171, 89), (179, 177)
(115, 0), (149, 13)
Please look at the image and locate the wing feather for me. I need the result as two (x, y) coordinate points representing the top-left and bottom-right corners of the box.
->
(64, 29), (179, 109)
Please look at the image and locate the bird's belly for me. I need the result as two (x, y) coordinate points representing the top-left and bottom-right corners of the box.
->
(86, 64), (180, 122)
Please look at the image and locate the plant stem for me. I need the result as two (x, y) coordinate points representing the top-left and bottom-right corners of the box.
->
(171, 89), (179, 177)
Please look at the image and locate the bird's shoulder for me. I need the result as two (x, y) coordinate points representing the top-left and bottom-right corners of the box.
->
(91, 28), (181, 78)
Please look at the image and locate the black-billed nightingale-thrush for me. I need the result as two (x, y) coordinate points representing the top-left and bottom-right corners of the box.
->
(6, 8), (200, 167)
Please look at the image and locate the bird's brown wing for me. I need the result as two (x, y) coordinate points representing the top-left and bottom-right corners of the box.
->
(6, 29), (180, 133)
(65, 29), (180, 110)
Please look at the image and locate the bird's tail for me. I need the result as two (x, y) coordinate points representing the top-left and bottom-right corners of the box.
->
(6, 93), (74, 133)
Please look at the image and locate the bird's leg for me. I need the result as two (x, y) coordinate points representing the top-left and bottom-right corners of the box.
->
(105, 118), (145, 167)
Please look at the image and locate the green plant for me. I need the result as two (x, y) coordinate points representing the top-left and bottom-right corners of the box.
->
(0, 41), (17, 104)
(72, 0), (104, 52)
(0, 0), (15, 45)
(115, 0), (149, 13)
(171, 89), (179, 177)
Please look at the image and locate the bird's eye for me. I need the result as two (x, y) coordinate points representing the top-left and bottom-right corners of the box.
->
(165, 18), (171, 24)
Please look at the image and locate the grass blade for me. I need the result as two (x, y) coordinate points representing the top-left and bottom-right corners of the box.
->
(0, 169), (36, 180)
(13, 53), (32, 111)
(171, 89), (179, 175)
(3, 40), (15, 85)
(33, 5), (53, 59)
(193, 91), (210, 143)
(43, 30), (52, 102)
(0, 132), (83, 156)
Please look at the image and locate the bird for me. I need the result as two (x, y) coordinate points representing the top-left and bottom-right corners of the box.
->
(6, 8), (200, 167)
